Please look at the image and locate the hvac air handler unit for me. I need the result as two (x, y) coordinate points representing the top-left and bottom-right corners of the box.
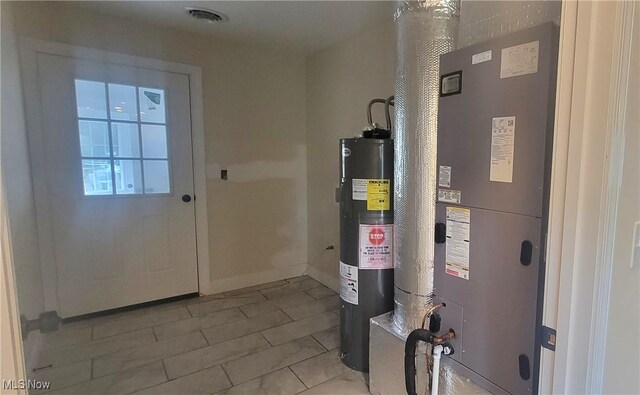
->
(433, 23), (559, 394)
(339, 98), (395, 372)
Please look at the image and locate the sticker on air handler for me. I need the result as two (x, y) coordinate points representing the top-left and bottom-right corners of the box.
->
(367, 179), (391, 211)
(359, 224), (393, 270)
(445, 207), (470, 280)
(490, 116), (516, 183)
(340, 261), (359, 305)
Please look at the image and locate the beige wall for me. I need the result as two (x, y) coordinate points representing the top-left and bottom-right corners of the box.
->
(1, 2), (44, 319)
(306, 23), (395, 286)
(4, 1), (307, 302)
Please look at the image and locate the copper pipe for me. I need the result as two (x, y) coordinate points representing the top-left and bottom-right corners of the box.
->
(421, 303), (446, 329)
(433, 328), (456, 345)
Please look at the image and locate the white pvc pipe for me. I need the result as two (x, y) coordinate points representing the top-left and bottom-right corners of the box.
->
(432, 345), (443, 395)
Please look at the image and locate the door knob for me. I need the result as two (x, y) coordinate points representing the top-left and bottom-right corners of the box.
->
(181, 194), (192, 203)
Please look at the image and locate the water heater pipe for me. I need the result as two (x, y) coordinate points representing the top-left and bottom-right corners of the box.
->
(385, 95), (395, 132)
(367, 98), (387, 126)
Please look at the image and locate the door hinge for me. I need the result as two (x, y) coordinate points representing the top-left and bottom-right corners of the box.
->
(540, 326), (556, 351)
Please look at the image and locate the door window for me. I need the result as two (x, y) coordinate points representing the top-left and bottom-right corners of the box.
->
(75, 80), (170, 195)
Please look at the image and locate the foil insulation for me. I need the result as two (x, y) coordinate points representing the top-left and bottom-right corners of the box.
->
(459, 0), (561, 48)
(393, 0), (460, 334)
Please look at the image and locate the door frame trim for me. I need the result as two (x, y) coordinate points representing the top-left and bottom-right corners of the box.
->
(542, 1), (637, 393)
(19, 38), (211, 312)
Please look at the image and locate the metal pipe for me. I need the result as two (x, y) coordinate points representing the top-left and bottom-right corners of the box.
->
(421, 302), (446, 329)
(367, 98), (387, 125)
(385, 95), (395, 132)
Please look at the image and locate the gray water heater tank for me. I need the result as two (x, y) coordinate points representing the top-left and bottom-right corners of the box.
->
(339, 136), (394, 372)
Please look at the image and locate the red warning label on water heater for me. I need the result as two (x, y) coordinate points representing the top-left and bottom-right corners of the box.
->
(359, 224), (393, 270)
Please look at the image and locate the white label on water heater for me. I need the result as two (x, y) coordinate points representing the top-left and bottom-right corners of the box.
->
(500, 40), (539, 78)
(359, 224), (393, 270)
(445, 207), (470, 280)
(490, 116), (516, 183)
(352, 179), (367, 201)
(340, 261), (358, 305)
(438, 166), (452, 187)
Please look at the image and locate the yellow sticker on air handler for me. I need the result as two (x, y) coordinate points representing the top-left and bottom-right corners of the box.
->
(367, 179), (391, 210)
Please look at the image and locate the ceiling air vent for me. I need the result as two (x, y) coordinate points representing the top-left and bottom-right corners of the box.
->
(185, 7), (229, 23)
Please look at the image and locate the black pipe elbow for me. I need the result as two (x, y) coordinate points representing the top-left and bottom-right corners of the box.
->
(405, 329), (435, 395)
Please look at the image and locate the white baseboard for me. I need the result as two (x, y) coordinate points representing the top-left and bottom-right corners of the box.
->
(209, 263), (307, 294)
(306, 265), (339, 293)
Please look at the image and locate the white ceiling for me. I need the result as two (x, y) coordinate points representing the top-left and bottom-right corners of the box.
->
(71, 1), (396, 54)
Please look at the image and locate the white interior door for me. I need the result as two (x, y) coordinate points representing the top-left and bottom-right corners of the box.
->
(35, 53), (199, 317)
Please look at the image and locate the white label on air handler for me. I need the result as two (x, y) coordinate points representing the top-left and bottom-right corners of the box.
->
(500, 41), (539, 78)
(340, 261), (358, 305)
(352, 179), (367, 201)
(445, 207), (471, 280)
(472, 50), (492, 65)
(438, 189), (461, 204)
(490, 116), (516, 183)
(438, 166), (452, 187)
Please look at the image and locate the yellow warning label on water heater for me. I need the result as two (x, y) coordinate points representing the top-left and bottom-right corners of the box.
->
(367, 179), (390, 211)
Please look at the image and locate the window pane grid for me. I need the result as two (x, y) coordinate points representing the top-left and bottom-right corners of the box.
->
(75, 80), (170, 196)
(78, 117), (167, 127)
(136, 86), (147, 194)
(103, 82), (119, 196)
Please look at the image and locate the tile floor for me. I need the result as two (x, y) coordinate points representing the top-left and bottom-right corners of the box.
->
(27, 276), (370, 395)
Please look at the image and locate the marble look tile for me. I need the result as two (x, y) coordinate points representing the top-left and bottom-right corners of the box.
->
(237, 300), (281, 317)
(93, 332), (207, 378)
(39, 328), (156, 367)
(187, 293), (266, 317)
(92, 307), (191, 339)
(41, 326), (93, 352)
(45, 361), (167, 395)
(305, 286), (337, 300)
(261, 311), (339, 346)
(30, 360), (91, 393)
(191, 293), (226, 302)
(223, 280), (289, 297)
(298, 370), (369, 395)
(153, 308), (246, 341)
(239, 292), (314, 317)
(202, 310), (291, 345)
(260, 279), (323, 300)
(135, 365), (231, 395)
(290, 349), (350, 388)
(271, 292), (318, 309)
(216, 368), (306, 395)
(312, 326), (339, 350)
(284, 275), (310, 283)
(223, 336), (325, 385)
(282, 296), (339, 320)
(163, 332), (270, 380)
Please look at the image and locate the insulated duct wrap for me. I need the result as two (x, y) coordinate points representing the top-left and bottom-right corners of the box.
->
(459, 0), (561, 48)
(393, 0), (459, 334)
